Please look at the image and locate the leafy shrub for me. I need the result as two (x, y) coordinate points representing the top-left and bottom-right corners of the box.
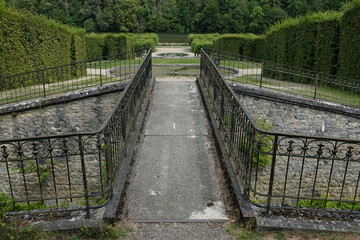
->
(0, 193), (46, 213)
(0, 193), (47, 240)
(298, 196), (360, 211)
(252, 117), (273, 168)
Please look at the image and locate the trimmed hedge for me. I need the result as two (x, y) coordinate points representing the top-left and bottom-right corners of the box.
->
(85, 33), (158, 59)
(0, 4), (86, 88)
(338, 0), (360, 79)
(211, 8), (359, 80)
(84, 33), (106, 59)
(189, 34), (219, 55)
(71, 30), (87, 77)
(314, 13), (341, 75)
(213, 34), (263, 58)
(210, 11), (343, 79)
(128, 33), (159, 52)
(85, 33), (133, 59)
(260, 13), (343, 83)
(104, 34), (132, 56)
(262, 12), (341, 75)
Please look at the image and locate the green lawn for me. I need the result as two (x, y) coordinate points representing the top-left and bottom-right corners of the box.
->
(219, 59), (262, 69)
(0, 75), (121, 105)
(87, 58), (142, 69)
(230, 75), (360, 107)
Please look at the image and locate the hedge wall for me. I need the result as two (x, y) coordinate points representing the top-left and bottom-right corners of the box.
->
(314, 13), (341, 75)
(84, 33), (106, 59)
(189, 34), (219, 55)
(129, 33), (159, 52)
(0, 4), (86, 88)
(213, 34), (263, 58)
(338, 0), (360, 79)
(261, 12), (341, 76)
(85, 33), (133, 59)
(211, 10), (346, 79)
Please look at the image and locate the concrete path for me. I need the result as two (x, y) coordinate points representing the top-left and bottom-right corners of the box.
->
(122, 76), (231, 239)
(124, 223), (232, 240)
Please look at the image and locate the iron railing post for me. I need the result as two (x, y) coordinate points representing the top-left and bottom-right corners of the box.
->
(314, 73), (318, 99)
(78, 135), (90, 218)
(100, 59), (103, 87)
(266, 135), (278, 213)
(260, 61), (264, 89)
(104, 129), (112, 188)
(42, 70), (46, 98)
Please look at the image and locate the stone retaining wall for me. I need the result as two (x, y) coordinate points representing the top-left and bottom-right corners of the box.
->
(238, 94), (360, 139)
(237, 94), (360, 206)
(0, 92), (120, 207)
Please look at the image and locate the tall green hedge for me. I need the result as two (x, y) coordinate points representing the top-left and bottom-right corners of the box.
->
(314, 13), (341, 75)
(0, 4), (87, 88)
(338, 0), (360, 79)
(84, 33), (106, 59)
(211, 9), (350, 80)
(262, 12), (341, 75)
(128, 33), (159, 52)
(189, 34), (220, 55)
(213, 34), (263, 58)
(85, 33), (133, 59)
(104, 34), (131, 56)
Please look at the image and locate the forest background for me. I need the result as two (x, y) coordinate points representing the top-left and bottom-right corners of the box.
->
(4, 0), (350, 34)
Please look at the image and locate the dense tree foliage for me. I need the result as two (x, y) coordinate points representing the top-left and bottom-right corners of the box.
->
(4, 0), (349, 33)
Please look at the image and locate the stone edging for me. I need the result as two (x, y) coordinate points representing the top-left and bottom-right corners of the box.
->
(0, 81), (128, 116)
(229, 81), (360, 119)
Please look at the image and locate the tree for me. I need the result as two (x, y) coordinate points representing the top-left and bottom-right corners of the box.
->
(114, 0), (140, 32)
(195, 0), (222, 33)
(3, 0), (349, 33)
(286, 0), (309, 17)
(263, 5), (287, 27)
(176, 0), (196, 32)
(247, 5), (265, 34)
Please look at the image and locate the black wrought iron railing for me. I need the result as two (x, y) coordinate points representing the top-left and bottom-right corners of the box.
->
(199, 48), (360, 218)
(204, 48), (360, 108)
(0, 49), (152, 217)
(0, 50), (148, 106)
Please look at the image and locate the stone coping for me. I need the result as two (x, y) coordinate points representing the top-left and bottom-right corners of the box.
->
(0, 81), (127, 116)
(229, 81), (360, 119)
